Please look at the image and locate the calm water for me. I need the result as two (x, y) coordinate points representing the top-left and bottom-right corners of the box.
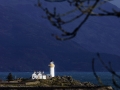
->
(0, 72), (120, 89)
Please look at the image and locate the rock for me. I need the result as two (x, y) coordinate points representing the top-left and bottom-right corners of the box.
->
(0, 76), (113, 90)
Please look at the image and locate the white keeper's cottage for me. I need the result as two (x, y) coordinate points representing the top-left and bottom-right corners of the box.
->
(32, 61), (55, 79)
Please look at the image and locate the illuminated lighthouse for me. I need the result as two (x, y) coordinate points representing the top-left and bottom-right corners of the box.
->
(49, 60), (55, 77)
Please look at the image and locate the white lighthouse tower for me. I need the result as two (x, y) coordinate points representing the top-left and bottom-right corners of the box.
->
(49, 60), (55, 77)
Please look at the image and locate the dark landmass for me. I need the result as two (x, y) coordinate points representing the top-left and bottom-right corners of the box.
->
(0, 0), (120, 72)
(0, 76), (113, 90)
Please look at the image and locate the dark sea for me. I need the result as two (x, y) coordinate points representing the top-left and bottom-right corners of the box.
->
(0, 72), (120, 89)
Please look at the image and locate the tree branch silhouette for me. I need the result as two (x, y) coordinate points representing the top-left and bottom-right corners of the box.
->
(36, 0), (120, 88)
(92, 58), (103, 86)
(92, 53), (120, 89)
(36, 0), (120, 40)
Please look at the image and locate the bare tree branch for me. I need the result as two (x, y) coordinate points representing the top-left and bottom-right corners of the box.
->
(97, 53), (120, 78)
(36, 0), (120, 40)
(36, 0), (120, 88)
(92, 58), (103, 86)
(96, 53), (120, 89)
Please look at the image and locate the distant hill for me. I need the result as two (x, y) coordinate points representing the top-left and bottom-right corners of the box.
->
(0, 0), (120, 72)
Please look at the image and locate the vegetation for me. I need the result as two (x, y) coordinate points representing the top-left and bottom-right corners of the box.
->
(6, 73), (14, 81)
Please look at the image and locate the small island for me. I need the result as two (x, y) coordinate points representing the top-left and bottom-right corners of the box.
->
(0, 76), (113, 90)
(0, 61), (113, 90)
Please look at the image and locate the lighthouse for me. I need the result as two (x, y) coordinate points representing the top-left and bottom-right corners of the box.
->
(49, 60), (55, 77)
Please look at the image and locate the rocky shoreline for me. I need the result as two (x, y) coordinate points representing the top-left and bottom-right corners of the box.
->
(0, 86), (113, 90)
(0, 76), (113, 90)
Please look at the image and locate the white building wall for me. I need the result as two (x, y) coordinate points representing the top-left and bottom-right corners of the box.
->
(42, 75), (46, 79)
(38, 75), (42, 79)
(50, 67), (55, 77)
(32, 73), (37, 79)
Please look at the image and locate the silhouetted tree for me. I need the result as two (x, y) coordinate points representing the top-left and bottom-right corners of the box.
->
(6, 73), (14, 82)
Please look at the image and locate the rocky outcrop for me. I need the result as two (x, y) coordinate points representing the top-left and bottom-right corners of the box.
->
(0, 76), (113, 90)
(24, 76), (113, 90)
